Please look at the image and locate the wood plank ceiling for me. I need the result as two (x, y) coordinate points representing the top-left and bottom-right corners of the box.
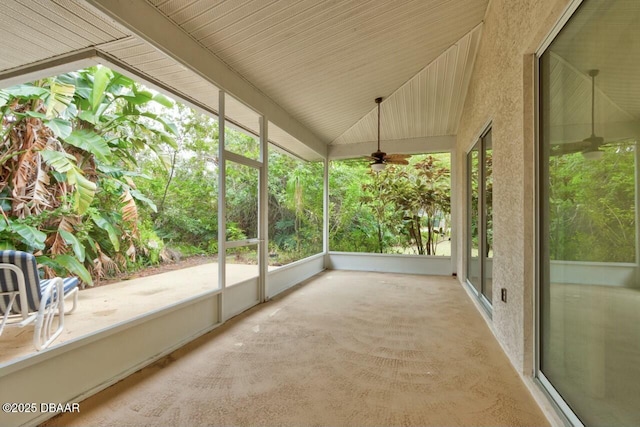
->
(0, 0), (127, 71)
(0, 0), (491, 159)
(146, 0), (489, 152)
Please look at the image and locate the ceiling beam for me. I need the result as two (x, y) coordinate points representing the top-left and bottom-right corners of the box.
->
(0, 49), (98, 89)
(328, 136), (456, 160)
(84, 0), (327, 158)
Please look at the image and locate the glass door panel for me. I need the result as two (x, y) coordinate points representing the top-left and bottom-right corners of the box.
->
(225, 161), (259, 241)
(482, 129), (493, 303)
(224, 129), (260, 161)
(223, 96), (261, 161)
(467, 132), (492, 308)
(223, 158), (260, 287)
(468, 143), (481, 293)
(539, 1), (640, 424)
(220, 104), (263, 293)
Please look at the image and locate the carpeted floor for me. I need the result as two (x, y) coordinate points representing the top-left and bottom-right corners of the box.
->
(44, 271), (548, 426)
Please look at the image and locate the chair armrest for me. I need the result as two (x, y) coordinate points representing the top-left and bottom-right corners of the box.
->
(0, 263), (30, 320)
(34, 277), (65, 351)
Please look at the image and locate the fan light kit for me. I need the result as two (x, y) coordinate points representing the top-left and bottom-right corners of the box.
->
(371, 162), (386, 172)
(367, 97), (410, 171)
(582, 148), (604, 161)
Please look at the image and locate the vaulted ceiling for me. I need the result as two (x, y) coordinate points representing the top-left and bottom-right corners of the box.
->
(545, 0), (640, 146)
(0, 0), (490, 160)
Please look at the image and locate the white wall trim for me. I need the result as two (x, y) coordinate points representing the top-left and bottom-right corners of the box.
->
(0, 294), (221, 427)
(536, 0), (585, 55)
(550, 260), (638, 287)
(23, 319), (222, 427)
(0, 48), (98, 89)
(225, 278), (260, 319)
(328, 252), (453, 276)
(0, 287), (222, 375)
(267, 254), (325, 298)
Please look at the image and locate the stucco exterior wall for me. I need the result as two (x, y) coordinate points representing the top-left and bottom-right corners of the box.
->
(455, 0), (573, 374)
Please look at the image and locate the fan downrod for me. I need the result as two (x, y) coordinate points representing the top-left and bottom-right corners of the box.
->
(366, 96), (411, 170)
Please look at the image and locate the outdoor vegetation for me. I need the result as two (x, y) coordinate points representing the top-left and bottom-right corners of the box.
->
(1, 65), (454, 288)
(468, 146), (493, 258)
(548, 144), (636, 263)
(330, 154), (451, 255)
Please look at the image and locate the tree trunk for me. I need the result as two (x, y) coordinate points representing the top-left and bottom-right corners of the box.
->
(157, 149), (178, 219)
(414, 216), (424, 255)
(377, 218), (383, 254)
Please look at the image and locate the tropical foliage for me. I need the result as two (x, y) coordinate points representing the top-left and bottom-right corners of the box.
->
(0, 66), (176, 285)
(330, 154), (451, 255)
(268, 149), (323, 263)
(134, 108), (324, 265)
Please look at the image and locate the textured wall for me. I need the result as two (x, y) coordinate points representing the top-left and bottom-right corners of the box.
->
(455, 0), (573, 374)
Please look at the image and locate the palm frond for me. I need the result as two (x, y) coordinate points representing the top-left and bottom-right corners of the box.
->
(45, 79), (75, 119)
(120, 189), (139, 225)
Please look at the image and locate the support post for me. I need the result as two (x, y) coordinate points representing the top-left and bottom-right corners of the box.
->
(323, 157), (330, 266)
(218, 90), (226, 322)
(259, 116), (269, 301)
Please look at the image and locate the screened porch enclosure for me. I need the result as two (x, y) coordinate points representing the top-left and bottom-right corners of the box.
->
(6, 0), (638, 426)
(0, 53), (457, 368)
(0, 0), (469, 419)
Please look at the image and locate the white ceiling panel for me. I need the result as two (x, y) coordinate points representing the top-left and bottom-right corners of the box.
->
(0, 0), (128, 74)
(149, 0), (489, 143)
(1, 0), (491, 160)
(332, 26), (482, 148)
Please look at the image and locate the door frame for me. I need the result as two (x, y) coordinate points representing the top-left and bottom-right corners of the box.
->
(217, 91), (267, 322)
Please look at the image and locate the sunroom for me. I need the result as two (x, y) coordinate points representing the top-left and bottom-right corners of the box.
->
(0, 0), (639, 426)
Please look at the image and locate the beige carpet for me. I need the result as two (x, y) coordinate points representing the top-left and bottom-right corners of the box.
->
(44, 271), (548, 427)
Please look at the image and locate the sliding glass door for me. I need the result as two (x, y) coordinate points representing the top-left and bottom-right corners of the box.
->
(468, 142), (481, 293)
(538, 0), (640, 424)
(467, 128), (493, 309)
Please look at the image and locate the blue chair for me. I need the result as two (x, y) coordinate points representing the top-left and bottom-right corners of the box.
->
(0, 250), (79, 350)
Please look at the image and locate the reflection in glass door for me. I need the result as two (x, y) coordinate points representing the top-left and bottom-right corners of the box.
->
(538, 1), (640, 423)
(483, 131), (493, 303)
(468, 143), (481, 293)
(218, 91), (266, 321)
(467, 128), (493, 309)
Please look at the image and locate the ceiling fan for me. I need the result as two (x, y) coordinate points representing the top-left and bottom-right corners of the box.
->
(366, 97), (410, 171)
(551, 69), (607, 160)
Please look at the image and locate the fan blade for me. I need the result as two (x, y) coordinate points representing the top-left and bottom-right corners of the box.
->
(386, 159), (410, 165)
(383, 153), (411, 160)
(550, 140), (590, 156)
(551, 134), (603, 156)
